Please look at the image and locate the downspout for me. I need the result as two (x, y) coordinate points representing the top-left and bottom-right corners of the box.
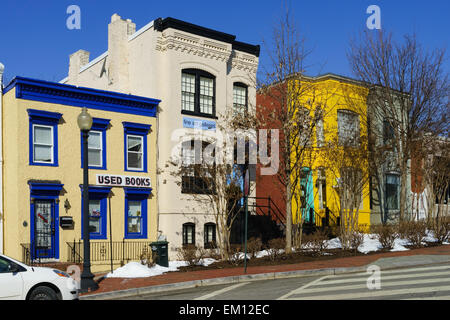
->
(0, 62), (4, 254)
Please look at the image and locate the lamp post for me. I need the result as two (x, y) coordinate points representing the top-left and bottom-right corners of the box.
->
(77, 107), (98, 292)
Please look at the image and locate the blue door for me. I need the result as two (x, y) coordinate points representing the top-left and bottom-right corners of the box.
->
(300, 168), (315, 223)
(32, 200), (57, 260)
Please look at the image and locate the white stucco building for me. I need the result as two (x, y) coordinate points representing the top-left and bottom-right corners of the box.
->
(62, 14), (260, 256)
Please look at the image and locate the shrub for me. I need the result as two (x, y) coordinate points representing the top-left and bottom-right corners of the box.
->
(139, 248), (155, 268)
(302, 229), (329, 256)
(227, 244), (244, 266)
(176, 245), (206, 266)
(400, 220), (427, 247)
(371, 224), (397, 250)
(431, 216), (450, 244)
(349, 231), (364, 254)
(266, 238), (285, 261)
(246, 237), (263, 259)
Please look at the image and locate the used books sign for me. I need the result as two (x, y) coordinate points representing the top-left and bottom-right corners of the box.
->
(96, 174), (151, 188)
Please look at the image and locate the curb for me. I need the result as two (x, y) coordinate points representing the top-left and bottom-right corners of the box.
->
(80, 257), (450, 300)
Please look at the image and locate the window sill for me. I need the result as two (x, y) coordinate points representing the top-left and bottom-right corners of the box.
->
(125, 234), (147, 239)
(181, 110), (218, 120)
(30, 162), (58, 167)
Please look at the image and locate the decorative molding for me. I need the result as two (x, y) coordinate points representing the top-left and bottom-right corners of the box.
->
(4, 77), (160, 118)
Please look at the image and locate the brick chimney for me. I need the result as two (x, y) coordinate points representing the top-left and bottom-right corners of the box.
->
(107, 14), (135, 92)
(68, 50), (90, 85)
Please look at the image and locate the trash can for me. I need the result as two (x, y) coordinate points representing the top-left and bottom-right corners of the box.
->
(150, 241), (169, 267)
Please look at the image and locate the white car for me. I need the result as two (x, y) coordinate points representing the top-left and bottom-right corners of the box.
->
(0, 254), (79, 300)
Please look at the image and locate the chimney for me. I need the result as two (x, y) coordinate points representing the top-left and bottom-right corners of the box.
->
(107, 14), (135, 91)
(68, 50), (90, 85)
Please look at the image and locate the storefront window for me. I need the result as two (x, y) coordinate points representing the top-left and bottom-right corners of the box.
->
(127, 200), (142, 234)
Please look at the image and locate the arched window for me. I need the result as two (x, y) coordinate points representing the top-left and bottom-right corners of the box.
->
(204, 223), (216, 248)
(182, 222), (195, 246)
(181, 69), (215, 117)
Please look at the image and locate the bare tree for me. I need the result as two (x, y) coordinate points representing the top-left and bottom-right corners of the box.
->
(348, 31), (449, 222)
(167, 108), (258, 261)
(321, 120), (371, 249)
(257, 8), (326, 253)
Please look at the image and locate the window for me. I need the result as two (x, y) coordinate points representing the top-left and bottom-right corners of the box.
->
(182, 223), (195, 246)
(33, 125), (53, 163)
(337, 109), (360, 146)
(81, 186), (111, 239)
(81, 118), (110, 169)
(316, 118), (324, 147)
(298, 107), (312, 147)
(204, 223), (216, 248)
(383, 120), (395, 144)
(181, 69), (215, 117)
(0, 257), (11, 273)
(124, 188), (151, 239)
(386, 174), (400, 210)
(28, 109), (62, 166)
(181, 140), (215, 194)
(123, 122), (151, 172)
(317, 168), (326, 210)
(127, 135), (144, 170)
(233, 83), (248, 114)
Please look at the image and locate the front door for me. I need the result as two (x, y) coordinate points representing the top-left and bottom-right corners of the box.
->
(32, 200), (56, 260)
(300, 168), (315, 223)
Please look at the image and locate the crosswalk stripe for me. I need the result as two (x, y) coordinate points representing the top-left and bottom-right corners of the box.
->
(277, 275), (330, 300)
(194, 282), (248, 300)
(285, 285), (450, 300)
(322, 264), (450, 280)
(295, 277), (450, 294)
(403, 295), (450, 300)
(315, 270), (450, 286)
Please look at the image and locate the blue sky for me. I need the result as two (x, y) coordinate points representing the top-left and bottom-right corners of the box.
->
(0, 0), (448, 85)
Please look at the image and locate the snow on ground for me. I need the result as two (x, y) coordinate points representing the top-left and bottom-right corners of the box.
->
(106, 258), (216, 278)
(106, 230), (447, 278)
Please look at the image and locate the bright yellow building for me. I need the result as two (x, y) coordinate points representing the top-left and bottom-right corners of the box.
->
(291, 74), (371, 231)
(1, 77), (160, 272)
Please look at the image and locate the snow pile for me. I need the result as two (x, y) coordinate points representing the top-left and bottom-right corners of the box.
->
(106, 258), (217, 278)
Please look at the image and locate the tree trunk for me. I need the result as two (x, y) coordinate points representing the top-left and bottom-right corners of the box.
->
(285, 176), (292, 254)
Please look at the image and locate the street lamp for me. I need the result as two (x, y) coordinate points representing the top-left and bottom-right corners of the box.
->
(77, 107), (98, 292)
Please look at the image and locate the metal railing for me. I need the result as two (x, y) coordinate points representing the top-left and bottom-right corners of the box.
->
(248, 196), (286, 228)
(66, 239), (152, 264)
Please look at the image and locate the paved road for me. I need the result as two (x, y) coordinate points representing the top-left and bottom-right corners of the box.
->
(122, 263), (450, 300)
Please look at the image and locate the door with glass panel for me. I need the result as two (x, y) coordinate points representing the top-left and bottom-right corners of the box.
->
(32, 200), (56, 259)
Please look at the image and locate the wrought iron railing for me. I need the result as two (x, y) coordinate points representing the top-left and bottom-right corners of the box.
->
(66, 239), (152, 264)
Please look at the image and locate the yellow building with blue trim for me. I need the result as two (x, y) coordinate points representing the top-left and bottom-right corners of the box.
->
(1, 77), (160, 272)
(291, 74), (371, 231)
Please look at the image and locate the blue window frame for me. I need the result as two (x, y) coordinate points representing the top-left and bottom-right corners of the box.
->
(28, 109), (62, 167)
(81, 186), (111, 239)
(123, 122), (151, 172)
(124, 187), (152, 239)
(80, 118), (110, 170)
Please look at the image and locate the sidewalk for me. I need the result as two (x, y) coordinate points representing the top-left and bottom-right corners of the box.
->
(80, 244), (450, 300)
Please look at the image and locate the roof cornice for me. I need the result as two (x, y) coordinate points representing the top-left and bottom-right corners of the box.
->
(154, 17), (260, 57)
(4, 76), (160, 117)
